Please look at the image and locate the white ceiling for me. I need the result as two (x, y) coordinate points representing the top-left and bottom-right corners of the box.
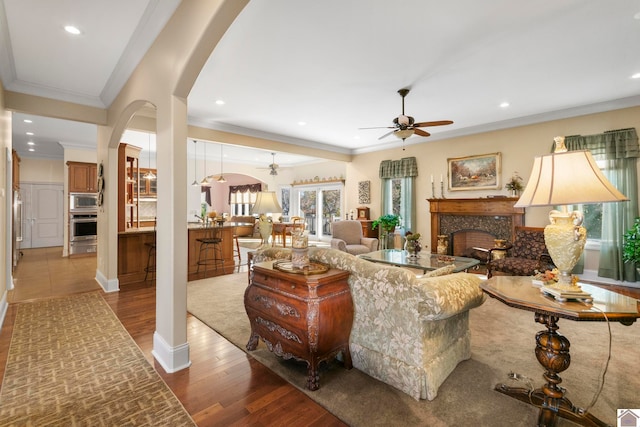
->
(2, 0), (640, 165)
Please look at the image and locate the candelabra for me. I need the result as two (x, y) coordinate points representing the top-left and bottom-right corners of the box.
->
(440, 181), (446, 199)
(431, 182), (436, 199)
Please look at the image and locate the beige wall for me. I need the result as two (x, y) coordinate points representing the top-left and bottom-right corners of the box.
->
(346, 105), (640, 269)
(19, 158), (64, 184)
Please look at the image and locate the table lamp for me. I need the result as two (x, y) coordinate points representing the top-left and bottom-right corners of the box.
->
(251, 191), (282, 246)
(514, 136), (628, 300)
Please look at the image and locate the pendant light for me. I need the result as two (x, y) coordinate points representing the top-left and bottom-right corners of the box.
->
(200, 141), (211, 186)
(216, 143), (226, 183)
(191, 140), (199, 186)
(143, 133), (156, 180)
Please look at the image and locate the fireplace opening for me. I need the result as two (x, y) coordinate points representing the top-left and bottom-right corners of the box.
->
(450, 229), (498, 263)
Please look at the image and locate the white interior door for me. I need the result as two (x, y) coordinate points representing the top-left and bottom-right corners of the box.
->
(21, 183), (64, 248)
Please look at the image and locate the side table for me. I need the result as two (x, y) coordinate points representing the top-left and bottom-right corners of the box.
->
(481, 276), (639, 427)
(244, 261), (353, 390)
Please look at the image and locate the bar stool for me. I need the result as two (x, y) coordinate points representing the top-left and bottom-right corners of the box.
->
(144, 218), (157, 282)
(196, 225), (225, 276)
(233, 228), (241, 263)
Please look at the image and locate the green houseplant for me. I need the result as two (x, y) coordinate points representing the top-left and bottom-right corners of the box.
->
(371, 214), (400, 232)
(622, 218), (640, 267)
(372, 214), (400, 250)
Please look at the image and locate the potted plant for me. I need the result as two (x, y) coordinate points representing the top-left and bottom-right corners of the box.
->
(371, 214), (400, 249)
(622, 218), (640, 271)
(505, 171), (524, 196)
(371, 214), (400, 232)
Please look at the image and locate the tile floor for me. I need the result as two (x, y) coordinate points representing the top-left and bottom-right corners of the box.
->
(9, 247), (100, 303)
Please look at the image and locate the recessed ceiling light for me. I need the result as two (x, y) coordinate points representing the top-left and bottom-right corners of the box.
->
(298, 121), (307, 126)
(632, 72), (640, 79)
(28, 148), (35, 152)
(215, 99), (225, 105)
(26, 132), (34, 136)
(64, 25), (81, 35)
(27, 141), (35, 146)
(23, 119), (32, 123)
(499, 102), (510, 108)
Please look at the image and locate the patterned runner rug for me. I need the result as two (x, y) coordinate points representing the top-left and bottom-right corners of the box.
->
(0, 292), (194, 426)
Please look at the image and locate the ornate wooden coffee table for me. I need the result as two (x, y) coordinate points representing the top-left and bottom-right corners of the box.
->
(481, 276), (640, 427)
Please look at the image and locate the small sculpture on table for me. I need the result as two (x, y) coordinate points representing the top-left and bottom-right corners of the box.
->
(291, 230), (310, 268)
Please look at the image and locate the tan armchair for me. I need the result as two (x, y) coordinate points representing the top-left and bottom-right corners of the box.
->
(330, 220), (378, 255)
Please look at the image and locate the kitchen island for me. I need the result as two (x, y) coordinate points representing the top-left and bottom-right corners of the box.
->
(118, 223), (237, 285)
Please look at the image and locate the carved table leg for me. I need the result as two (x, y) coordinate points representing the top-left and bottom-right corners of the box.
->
(494, 312), (609, 427)
(246, 329), (259, 351)
(307, 360), (320, 391)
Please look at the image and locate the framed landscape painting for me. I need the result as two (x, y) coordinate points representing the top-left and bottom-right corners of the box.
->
(448, 152), (501, 191)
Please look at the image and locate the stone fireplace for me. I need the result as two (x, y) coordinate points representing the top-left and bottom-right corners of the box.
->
(428, 198), (525, 257)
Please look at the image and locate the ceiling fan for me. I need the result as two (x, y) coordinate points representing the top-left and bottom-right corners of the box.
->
(267, 153), (279, 175)
(361, 88), (453, 149)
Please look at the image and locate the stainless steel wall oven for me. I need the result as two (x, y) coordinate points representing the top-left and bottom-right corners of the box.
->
(69, 213), (97, 255)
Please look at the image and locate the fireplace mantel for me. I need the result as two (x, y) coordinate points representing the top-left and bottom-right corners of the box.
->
(428, 198), (525, 252)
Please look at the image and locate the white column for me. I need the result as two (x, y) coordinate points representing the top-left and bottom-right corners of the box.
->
(152, 95), (190, 372)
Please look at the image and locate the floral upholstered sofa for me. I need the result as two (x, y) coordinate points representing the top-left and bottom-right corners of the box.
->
(249, 246), (485, 401)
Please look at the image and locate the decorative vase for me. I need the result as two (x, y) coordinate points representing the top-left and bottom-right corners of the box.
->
(291, 231), (309, 267)
(437, 235), (448, 255)
(492, 239), (507, 260)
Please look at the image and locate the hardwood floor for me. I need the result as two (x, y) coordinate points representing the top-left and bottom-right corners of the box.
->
(2, 248), (346, 426)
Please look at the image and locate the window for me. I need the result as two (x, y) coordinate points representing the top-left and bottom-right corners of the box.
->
(379, 157), (418, 232)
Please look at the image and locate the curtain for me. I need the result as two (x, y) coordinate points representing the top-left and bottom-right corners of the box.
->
(379, 157), (418, 231)
(565, 128), (639, 281)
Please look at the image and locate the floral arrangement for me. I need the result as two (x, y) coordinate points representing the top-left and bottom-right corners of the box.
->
(533, 268), (559, 285)
(405, 232), (421, 241)
(505, 172), (524, 192)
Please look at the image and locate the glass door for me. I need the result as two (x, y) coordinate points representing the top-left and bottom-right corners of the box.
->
(292, 184), (342, 241)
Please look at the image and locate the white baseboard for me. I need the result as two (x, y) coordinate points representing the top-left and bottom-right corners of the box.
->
(151, 331), (191, 373)
(580, 269), (640, 289)
(95, 269), (119, 293)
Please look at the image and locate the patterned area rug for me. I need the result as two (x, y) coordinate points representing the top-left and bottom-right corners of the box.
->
(0, 292), (194, 426)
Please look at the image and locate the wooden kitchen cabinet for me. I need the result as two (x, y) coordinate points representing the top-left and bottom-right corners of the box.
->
(137, 169), (157, 197)
(245, 261), (353, 391)
(67, 161), (97, 193)
(117, 143), (141, 232)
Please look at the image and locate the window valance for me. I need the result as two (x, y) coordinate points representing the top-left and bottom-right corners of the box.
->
(228, 183), (262, 204)
(379, 157), (418, 179)
(564, 128), (639, 159)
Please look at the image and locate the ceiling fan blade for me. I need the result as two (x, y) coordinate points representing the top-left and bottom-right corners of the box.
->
(378, 130), (396, 140)
(414, 128), (431, 137)
(414, 120), (454, 127)
(359, 126), (395, 130)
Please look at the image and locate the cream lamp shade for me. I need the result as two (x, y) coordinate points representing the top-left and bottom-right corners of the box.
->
(251, 191), (282, 246)
(514, 150), (627, 207)
(514, 138), (628, 300)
